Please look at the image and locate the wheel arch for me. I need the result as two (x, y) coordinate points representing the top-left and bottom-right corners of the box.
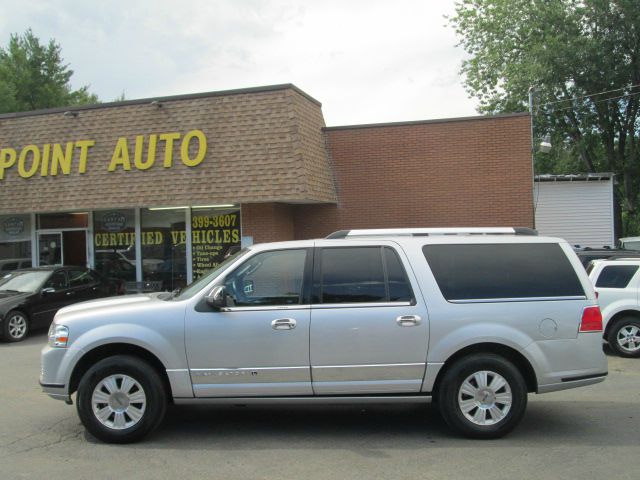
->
(604, 310), (640, 338)
(432, 342), (538, 394)
(69, 343), (173, 400)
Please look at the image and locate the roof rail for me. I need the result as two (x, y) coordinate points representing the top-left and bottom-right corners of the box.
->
(325, 227), (538, 239)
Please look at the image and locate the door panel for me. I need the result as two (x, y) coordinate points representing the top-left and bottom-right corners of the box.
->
(185, 307), (311, 397)
(185, 248), (312, 397)
(309, 243), (429, 395)
(310, 304), (428, 394)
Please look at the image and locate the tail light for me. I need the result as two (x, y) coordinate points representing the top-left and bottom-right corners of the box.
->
(580, 306), (603, 332)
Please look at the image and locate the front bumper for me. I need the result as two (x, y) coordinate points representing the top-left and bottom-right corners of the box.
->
(39, 381), (71, 402)
(40, 344), (74, 402)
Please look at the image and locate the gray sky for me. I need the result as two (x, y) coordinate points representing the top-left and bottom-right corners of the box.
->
(0, 0), (478, 126)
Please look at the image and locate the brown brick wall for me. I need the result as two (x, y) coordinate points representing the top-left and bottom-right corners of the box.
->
(242, 203), (295, 243)
(293, 114), (534, 239)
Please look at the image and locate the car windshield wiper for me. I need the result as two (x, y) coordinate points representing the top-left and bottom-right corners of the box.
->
(0, 289), (22, 293)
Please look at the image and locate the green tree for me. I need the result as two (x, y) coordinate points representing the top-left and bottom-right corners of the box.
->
(0, 28), (98, 113)
(450, 0), (640, 235)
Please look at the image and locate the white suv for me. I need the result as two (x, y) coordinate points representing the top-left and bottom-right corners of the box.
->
(588, 259), (640, 357)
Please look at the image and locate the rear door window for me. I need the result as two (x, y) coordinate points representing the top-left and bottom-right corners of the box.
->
(595, 265), (639, 288)
(315, 246), (414, 304)
(422, 243), (585, 301)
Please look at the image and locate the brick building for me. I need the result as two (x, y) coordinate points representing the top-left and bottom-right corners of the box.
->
(0, 84), (532, 291)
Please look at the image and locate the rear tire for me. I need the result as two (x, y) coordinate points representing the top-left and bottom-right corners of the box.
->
(76, 355), (167, 443)
(3, 310), (29, 342)
(607, 317), (640, 358)
(437, 354), (527, 439)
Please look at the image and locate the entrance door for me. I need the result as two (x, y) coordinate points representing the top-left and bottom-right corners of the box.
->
(38, 231), (88, 267)
(38, 233), (63, 266)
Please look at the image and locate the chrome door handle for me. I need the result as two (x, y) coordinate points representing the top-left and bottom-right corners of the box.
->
(396, 315), (421, 327)
(271, 318), (297, 330)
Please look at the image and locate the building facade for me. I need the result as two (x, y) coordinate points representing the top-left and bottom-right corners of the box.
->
(0, 84), (532, 291)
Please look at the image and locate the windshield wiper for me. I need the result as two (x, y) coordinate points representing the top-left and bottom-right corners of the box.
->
(0, 289), (21, 293)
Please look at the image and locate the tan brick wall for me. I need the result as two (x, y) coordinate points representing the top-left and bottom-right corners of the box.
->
(293, 114), (534, 239)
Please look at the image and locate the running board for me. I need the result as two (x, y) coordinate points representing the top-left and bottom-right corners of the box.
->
(174, 394), (433, 405)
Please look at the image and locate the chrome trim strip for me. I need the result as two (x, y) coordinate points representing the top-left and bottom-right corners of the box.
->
(192, 382), (313, 397)
(449, 296), (587, 304)
(312, 363), (426, 382)
(313, 363), (424, 369)
(190, 366), (310, 385)
(174, 395), (432, 405)
(312, 379), (423, 394)
(166, 368), (189, 373)
(220, 305), (311, 312)
(312, 302), (413, 309)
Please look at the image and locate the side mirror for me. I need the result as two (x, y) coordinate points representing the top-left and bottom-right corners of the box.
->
(42, 287), (56, 295)
(205, 285), (226, 309)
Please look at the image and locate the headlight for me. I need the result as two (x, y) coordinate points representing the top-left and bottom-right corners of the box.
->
(48, 324), (69, 348)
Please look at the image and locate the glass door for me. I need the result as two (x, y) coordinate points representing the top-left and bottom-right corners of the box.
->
(38, 232), (63, 266)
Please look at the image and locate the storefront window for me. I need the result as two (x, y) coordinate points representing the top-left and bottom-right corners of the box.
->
(191, 206), (241, 280)
(141, 208), (187, 292)
(93, 210), (137, 285)
(0, 214), (32, 271)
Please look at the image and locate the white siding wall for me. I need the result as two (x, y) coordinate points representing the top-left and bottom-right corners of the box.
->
(534, 180), (614, 248)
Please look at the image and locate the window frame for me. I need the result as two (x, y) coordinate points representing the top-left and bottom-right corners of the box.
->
(595, 264), (640, 289)
(312, 245), (415, 307)
(216, 247), (313, 310)
(422, 242), (586, 303)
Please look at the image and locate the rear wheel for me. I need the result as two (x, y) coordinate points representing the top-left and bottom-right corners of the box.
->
(437, 354), (527, 439)
(76, 355), (167, 443)
(3, 311), (29, 342)
(607, 317), (640, 358)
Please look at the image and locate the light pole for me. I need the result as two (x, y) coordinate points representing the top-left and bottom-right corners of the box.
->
(529, 86), (552, 229)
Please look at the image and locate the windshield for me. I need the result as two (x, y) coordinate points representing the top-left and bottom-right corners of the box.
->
(173, 248), (249, 300)
(0, 271), (51, 293)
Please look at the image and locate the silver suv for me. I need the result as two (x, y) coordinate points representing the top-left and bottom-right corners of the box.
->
(588, 258), (640, 357)
(41, 228), (608, 443)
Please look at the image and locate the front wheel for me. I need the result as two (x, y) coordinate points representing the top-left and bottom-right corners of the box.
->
(607, 317), (640, 358)
(437, 354), (527, 439)
(3, 310), (29, 342)
(76, 355), (167, 443)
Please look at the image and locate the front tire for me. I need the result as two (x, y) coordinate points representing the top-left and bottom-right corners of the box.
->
(3, 310), (29, 342)
(437, 354), (527, 439)
(607, 317), (640, 358)
(76, 355), (167, 443)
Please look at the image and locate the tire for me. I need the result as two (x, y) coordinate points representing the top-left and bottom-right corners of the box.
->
(3, 310), (29, 342)
(76, 355), (167, 443)
(437, 354), (528, 439)
(607, 317), (640, 358)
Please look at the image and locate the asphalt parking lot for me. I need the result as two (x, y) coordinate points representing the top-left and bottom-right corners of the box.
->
(1, 333), (638, 480)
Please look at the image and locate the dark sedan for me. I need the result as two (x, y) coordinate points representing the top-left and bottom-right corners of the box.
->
(0, 266), (120, 342)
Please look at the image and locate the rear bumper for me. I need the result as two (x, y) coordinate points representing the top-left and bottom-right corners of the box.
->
(537, 372), (607, 393)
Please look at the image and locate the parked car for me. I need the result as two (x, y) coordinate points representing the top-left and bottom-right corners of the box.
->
(587, 258), (640, 357)
(41, 227), (607, 443)
(0, 258), (32, 272)
(0, 266), (120, 342)
(574, 246), (640, 268)
(617, 236), (640, 250)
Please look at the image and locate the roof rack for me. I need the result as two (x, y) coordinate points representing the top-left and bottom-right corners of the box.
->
(325, 227), (538, 239)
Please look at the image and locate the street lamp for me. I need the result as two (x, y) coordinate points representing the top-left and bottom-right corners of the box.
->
(528, 86), (552, 228)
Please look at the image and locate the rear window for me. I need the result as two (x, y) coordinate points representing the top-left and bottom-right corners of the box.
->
(422, 243), (585, 301)
(595, 265), (639, 288)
